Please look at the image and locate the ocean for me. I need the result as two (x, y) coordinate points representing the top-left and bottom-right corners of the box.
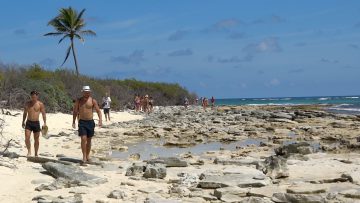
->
(216, 96), (360, 115)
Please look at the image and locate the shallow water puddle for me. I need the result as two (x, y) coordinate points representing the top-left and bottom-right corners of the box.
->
(111, 139), (263, 160)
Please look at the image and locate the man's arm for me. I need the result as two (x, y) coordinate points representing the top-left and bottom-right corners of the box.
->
(72, 99), (79, 128)
(22, 103), (28, 128)
(40, 102), (47, 126)
(93, 99), (102, 127)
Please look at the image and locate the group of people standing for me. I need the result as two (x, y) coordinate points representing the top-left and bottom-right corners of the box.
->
(134, 94), (154, 113)
(194, 96), (215, 109)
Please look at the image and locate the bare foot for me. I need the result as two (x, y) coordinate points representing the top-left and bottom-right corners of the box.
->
(81, 159), (88, 166)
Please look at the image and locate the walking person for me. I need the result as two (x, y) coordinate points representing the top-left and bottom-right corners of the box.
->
(22, 90), (47, 157)
(211, 96), (215, 109)
(102, 92), (112, 122)
(134, 95), (140, 112)
(72, 86), (102, 164)
(184, 97), (189, 109)
(143, 95), (149, 113)
(149, 96), (154, 112)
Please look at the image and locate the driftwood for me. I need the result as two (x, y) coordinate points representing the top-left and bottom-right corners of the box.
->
(2, 139), (13, 154)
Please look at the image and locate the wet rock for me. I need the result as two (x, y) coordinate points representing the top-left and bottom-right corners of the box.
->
(272, 193), (326, 203)
(213, 187), (248, 202)
(189, 190), (218, 201)
(239, 197), (274, 203)
(214, 158), (261, 167)
(286, 184), (327, 194)
(177, 173), (199, 188)
(144, 197), (181, 203)
(39, 152), (53, 157)
(169, 185), (191, 197)
(330, 122), (347, 128)
(163, 139), (196, 148)
(107, 190), (127, 199)
(143, 164), (167, 179)
(32, 194), (82, 203)
(35, 178), (70, 191)
(339, 188), (360, 199)
(138, 187), (163, 194)
(1, 151), (20, 159)
(42, 162), (107, 185)
(147, 157), (188, 167)
(259, 156), (289, 179)
(270, 112), (294, 120)
(274, 142), (313, 157)
(125, 162), (146, 176)
(129, 153), (141, 161)
(199, 173), (270, 189)
(27, 156), (70, 165)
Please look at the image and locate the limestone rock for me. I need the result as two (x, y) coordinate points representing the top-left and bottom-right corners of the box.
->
(143, 164), (167, 179)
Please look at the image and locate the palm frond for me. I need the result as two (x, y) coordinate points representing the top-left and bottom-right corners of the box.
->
(74, 34), (85, 43)
(76, 9), (86, 25)
(48, 18), (70, 32)
(58, 34), (71, 44)
(61, 45), (72, 66)
(44, 32), (64, 37)
(79, 30), (96, 36)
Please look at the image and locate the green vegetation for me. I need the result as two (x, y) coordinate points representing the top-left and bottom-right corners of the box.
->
(44, 7), (96, 77)
(0, 64), (196, 113)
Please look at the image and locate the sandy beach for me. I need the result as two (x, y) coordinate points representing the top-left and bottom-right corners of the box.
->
(1, 105), (360, 203)
(0, 110), (143, 203)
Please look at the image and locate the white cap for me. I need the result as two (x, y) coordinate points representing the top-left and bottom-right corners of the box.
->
(82, 86), (91, 92)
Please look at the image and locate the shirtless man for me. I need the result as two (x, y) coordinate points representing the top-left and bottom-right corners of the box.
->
(72, 86), (102, 163)
(22, 90), (46, 157)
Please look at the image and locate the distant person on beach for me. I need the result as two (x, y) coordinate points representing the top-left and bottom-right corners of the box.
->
(102, 93), (112, 121)
(143, 95), (149, 113)
(72, 86), (102, 164)
(149, 96), (154, 112)
(211, 96), (215, 108)
(22, 90), (47, 157)
(199, 97), (203, 106)
(184, 97), (189, 109)
(134, 95), (140, 111)
(195, 98), (199, 105)
(202, 97), (208, 110)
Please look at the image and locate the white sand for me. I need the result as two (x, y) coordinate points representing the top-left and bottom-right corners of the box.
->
(0, 110), (144, 203)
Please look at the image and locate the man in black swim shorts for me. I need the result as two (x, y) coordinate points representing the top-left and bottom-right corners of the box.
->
(72, 86), (102, 163)
(22, 90), (47, 157)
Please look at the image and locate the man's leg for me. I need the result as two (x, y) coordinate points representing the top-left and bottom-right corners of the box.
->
(33, 132), (40, 157)
(86, 137), (92, 161)
(80, 135), (87, 162)
(108, 110), (110, 121)
(25, 129), (32, 156)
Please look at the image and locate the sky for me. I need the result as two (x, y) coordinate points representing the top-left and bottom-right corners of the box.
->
(0, 0), (359, 98)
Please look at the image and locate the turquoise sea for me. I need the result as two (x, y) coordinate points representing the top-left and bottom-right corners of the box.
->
(216, 96), (360, 115)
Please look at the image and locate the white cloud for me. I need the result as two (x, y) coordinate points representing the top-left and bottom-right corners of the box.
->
(267, 78), (280, 87)
(243, 37), (282, 54)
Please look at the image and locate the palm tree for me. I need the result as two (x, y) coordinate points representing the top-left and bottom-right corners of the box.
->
(44, 7), (96, 77)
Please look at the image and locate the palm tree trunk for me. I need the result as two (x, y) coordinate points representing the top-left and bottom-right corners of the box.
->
(71, 39), (80, 77)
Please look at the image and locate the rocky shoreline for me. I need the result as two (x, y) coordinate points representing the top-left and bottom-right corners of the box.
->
(1, 105), (360, 202)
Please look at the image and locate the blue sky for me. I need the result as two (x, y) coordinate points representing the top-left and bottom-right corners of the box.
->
(0, 0), (359, 98)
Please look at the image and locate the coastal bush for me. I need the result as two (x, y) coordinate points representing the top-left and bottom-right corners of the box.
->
(0, 64), (196, 112)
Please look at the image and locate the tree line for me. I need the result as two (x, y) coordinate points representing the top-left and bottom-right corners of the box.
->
(0, 64), (196, 113)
